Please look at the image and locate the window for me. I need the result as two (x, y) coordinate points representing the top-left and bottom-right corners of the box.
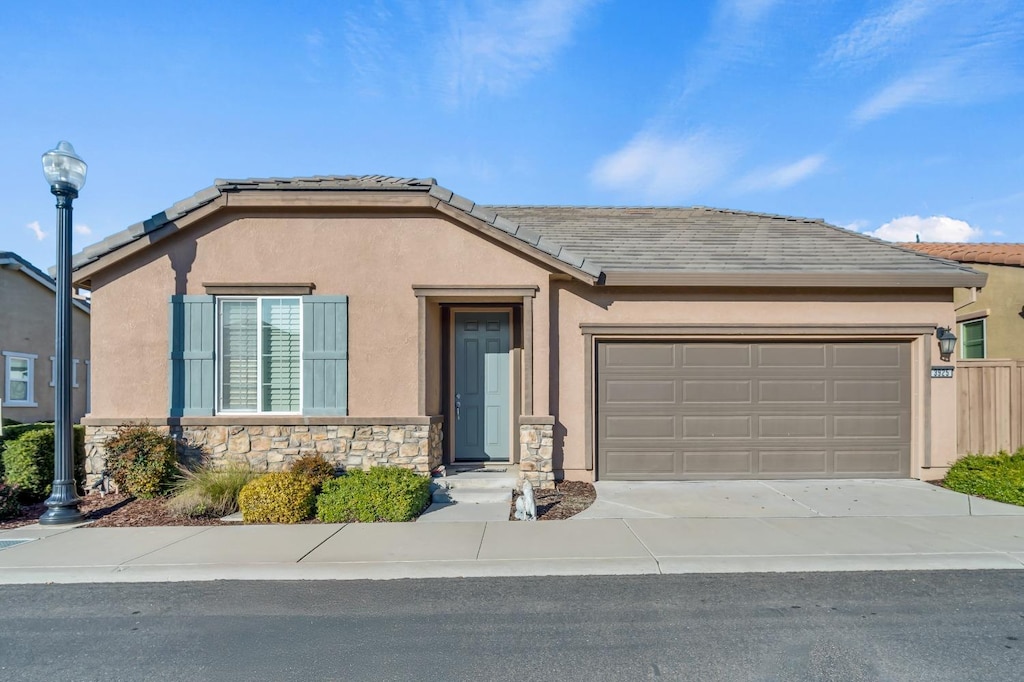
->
(218, 297), (301, 413)
(961, 319), (986, 359)
(3, 352), (37, 407)
(169, 294), (347, 417)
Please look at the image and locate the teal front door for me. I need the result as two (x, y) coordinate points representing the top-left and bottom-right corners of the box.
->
(454, 311), (511, 461)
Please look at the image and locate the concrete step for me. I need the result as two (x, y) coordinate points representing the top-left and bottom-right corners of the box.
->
(431, 474), (517, 490)
(431, 487), (512, 504)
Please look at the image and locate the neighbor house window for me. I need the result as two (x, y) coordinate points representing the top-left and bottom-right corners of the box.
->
(218, 297), (301, 413)
(3, 352), (37, 407)
(961, 319), (986, 359)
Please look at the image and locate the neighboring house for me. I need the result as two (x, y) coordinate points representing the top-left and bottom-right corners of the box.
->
(900, 243), (1024, 360)
(72, 176), (985, 487)
(0, 251), (91, 424)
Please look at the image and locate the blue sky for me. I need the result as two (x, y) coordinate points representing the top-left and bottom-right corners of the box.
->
(2, 0), (1022, 271)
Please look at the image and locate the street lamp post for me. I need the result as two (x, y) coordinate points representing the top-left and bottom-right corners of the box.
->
(39, 141), (87, 525)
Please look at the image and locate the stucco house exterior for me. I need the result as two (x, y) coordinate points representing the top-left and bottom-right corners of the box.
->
(900, 243), (1024, 360)
(0, 251), (91, 424)
(73, 176), (985, 487)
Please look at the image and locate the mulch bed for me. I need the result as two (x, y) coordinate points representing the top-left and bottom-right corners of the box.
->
(2, 479), (598, 529)
(509, 480), (597, 521)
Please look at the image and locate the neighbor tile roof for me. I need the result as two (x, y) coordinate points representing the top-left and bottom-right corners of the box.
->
(898, 242), (1024, 267)
(70, 175), (983, 286)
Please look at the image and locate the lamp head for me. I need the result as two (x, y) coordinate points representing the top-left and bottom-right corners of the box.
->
(937, 326), (957, 362)
(42, 141), (87, 194)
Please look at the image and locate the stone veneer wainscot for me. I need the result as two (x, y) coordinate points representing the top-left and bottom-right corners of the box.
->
(82, 417), (443, 487)
(519, 416), (555, 489)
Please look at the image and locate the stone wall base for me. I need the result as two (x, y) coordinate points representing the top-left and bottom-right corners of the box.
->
(84, 419), (443, 486)
(519, 417), (555, 489)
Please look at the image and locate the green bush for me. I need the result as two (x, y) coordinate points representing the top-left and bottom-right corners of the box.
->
(2, 429), (57, 501)
(316, 466), (431, 523)
(0, 483), (20, 520)
(0, 423), (86, 494)
(166, 460), (259, 518)
(103, 423), (178, 498)
(944, 449), (1024, 506)
(238, 472), (315, 524)
(288, 453), (337, 492)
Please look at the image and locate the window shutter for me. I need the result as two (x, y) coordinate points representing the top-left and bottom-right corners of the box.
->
(169, 295), (216, 416)
(302, 296), (348, 416)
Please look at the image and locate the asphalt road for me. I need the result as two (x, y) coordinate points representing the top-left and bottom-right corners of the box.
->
(1, 571), (1022, 681)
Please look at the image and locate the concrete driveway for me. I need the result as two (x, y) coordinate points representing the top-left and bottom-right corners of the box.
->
(574, 479), (1024, 520)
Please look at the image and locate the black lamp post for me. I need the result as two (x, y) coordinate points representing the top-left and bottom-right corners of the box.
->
(39, 141), (87, 525)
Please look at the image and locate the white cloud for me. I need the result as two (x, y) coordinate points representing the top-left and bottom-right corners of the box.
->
(590, 131), (739, 201)
(841, 219), (871, 232)
(26, 220), (46, 241)
(824, 0), (936, 67)
(441, 0), (597, 103)
(74, 224), (92, 236)
(867, 215), (982, 242)
(736, 154), (826, 192)
(852, 60), (959, 123)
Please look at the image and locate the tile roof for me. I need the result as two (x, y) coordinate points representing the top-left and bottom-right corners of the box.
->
(898, 242), (1024, 267)
(70, 175), (983, 287)
(489, 205), (984, 276)
(1, 251), (91, 312)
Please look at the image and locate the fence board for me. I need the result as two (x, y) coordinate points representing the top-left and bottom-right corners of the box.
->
(957, 360), (1024, 455)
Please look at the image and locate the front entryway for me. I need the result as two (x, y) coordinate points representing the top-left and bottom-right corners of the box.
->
(453, 311), (511, 462)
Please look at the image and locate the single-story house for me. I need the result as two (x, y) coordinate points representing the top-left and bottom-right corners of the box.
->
(899, 242), (1024, 360)
(0, 251), (91, 424)
(73, 176), (985, 487)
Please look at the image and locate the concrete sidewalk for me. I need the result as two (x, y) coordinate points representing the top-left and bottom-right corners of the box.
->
(2, 480), (1024, 584)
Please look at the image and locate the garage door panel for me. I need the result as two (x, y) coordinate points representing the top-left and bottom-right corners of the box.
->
(683, 451), (754, 474)
(759, 450), (828, 475)
(758, 344), (827, 367)
(598, 341), (911, 480)
(683, 380), (751, 403)
(605, 344), (676, 368)
(759, 415), (828, 439)
(833, 415), (903, 438)
(834, 449), (906, 474)
(605, 379), (676, 404)
(604, 451), (676, 475)
(832, 344), (902, 368)
(834, 380), (902, 403)
(683, 416), (751, 438)
(759, 380), (827, 403)
(604, 415), (675, 439)
(682, 345), (751, 367)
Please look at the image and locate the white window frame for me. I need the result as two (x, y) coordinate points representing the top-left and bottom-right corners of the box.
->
(73, 359), (80, 388)
(960, 318), (987, 360)
(3, 351), (38, 407)
(216, 296), (303, 415)
(49, 356), (56, 387)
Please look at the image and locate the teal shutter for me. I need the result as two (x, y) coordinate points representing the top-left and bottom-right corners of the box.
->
(169, 295), (216, 416)
(303, 296), (348, 416)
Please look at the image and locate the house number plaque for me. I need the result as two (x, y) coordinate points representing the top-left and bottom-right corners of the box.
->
(931, 366), (955, 379)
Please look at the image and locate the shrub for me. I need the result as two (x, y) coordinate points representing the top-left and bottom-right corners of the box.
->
(944, 449), (1024, 507)
(103, 423), (178, 498)
(288, 453), (337, 492)
(2, 429), (56, 501)
(0, 483), (20, 520)
(316, 466), (431, 523)
(166, 460), (259, 518)
(238, 472), (315, 524)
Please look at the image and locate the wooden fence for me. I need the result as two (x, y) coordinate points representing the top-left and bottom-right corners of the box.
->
(957, 359), (1024, 455)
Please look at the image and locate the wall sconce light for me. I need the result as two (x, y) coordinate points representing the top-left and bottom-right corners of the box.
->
(936, 326), (957, 362)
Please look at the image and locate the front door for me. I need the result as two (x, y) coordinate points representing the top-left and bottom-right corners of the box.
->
(453, 311), (511, 461)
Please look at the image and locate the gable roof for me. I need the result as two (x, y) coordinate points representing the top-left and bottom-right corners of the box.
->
(1, 252), (90, 314)
(70, 175), (985, 289)
(898, 242), (1024, 268)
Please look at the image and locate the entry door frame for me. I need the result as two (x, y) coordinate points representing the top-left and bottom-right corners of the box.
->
(449, 306), (516, 463)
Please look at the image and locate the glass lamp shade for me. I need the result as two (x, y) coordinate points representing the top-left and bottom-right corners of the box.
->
(937, 327), (957, 359)
(41, 141), (87, 191)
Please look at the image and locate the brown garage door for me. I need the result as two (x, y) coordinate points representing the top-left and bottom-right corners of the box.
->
(597, 341), (911, 480)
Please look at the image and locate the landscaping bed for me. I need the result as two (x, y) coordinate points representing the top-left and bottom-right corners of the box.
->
(510, 480), (596, 520)
(942, 450), (1024, 507)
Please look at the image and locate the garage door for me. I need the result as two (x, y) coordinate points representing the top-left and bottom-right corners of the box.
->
(597, 341), (911, 480)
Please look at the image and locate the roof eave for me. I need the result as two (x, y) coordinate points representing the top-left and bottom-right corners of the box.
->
(601, 270), (989, 288)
